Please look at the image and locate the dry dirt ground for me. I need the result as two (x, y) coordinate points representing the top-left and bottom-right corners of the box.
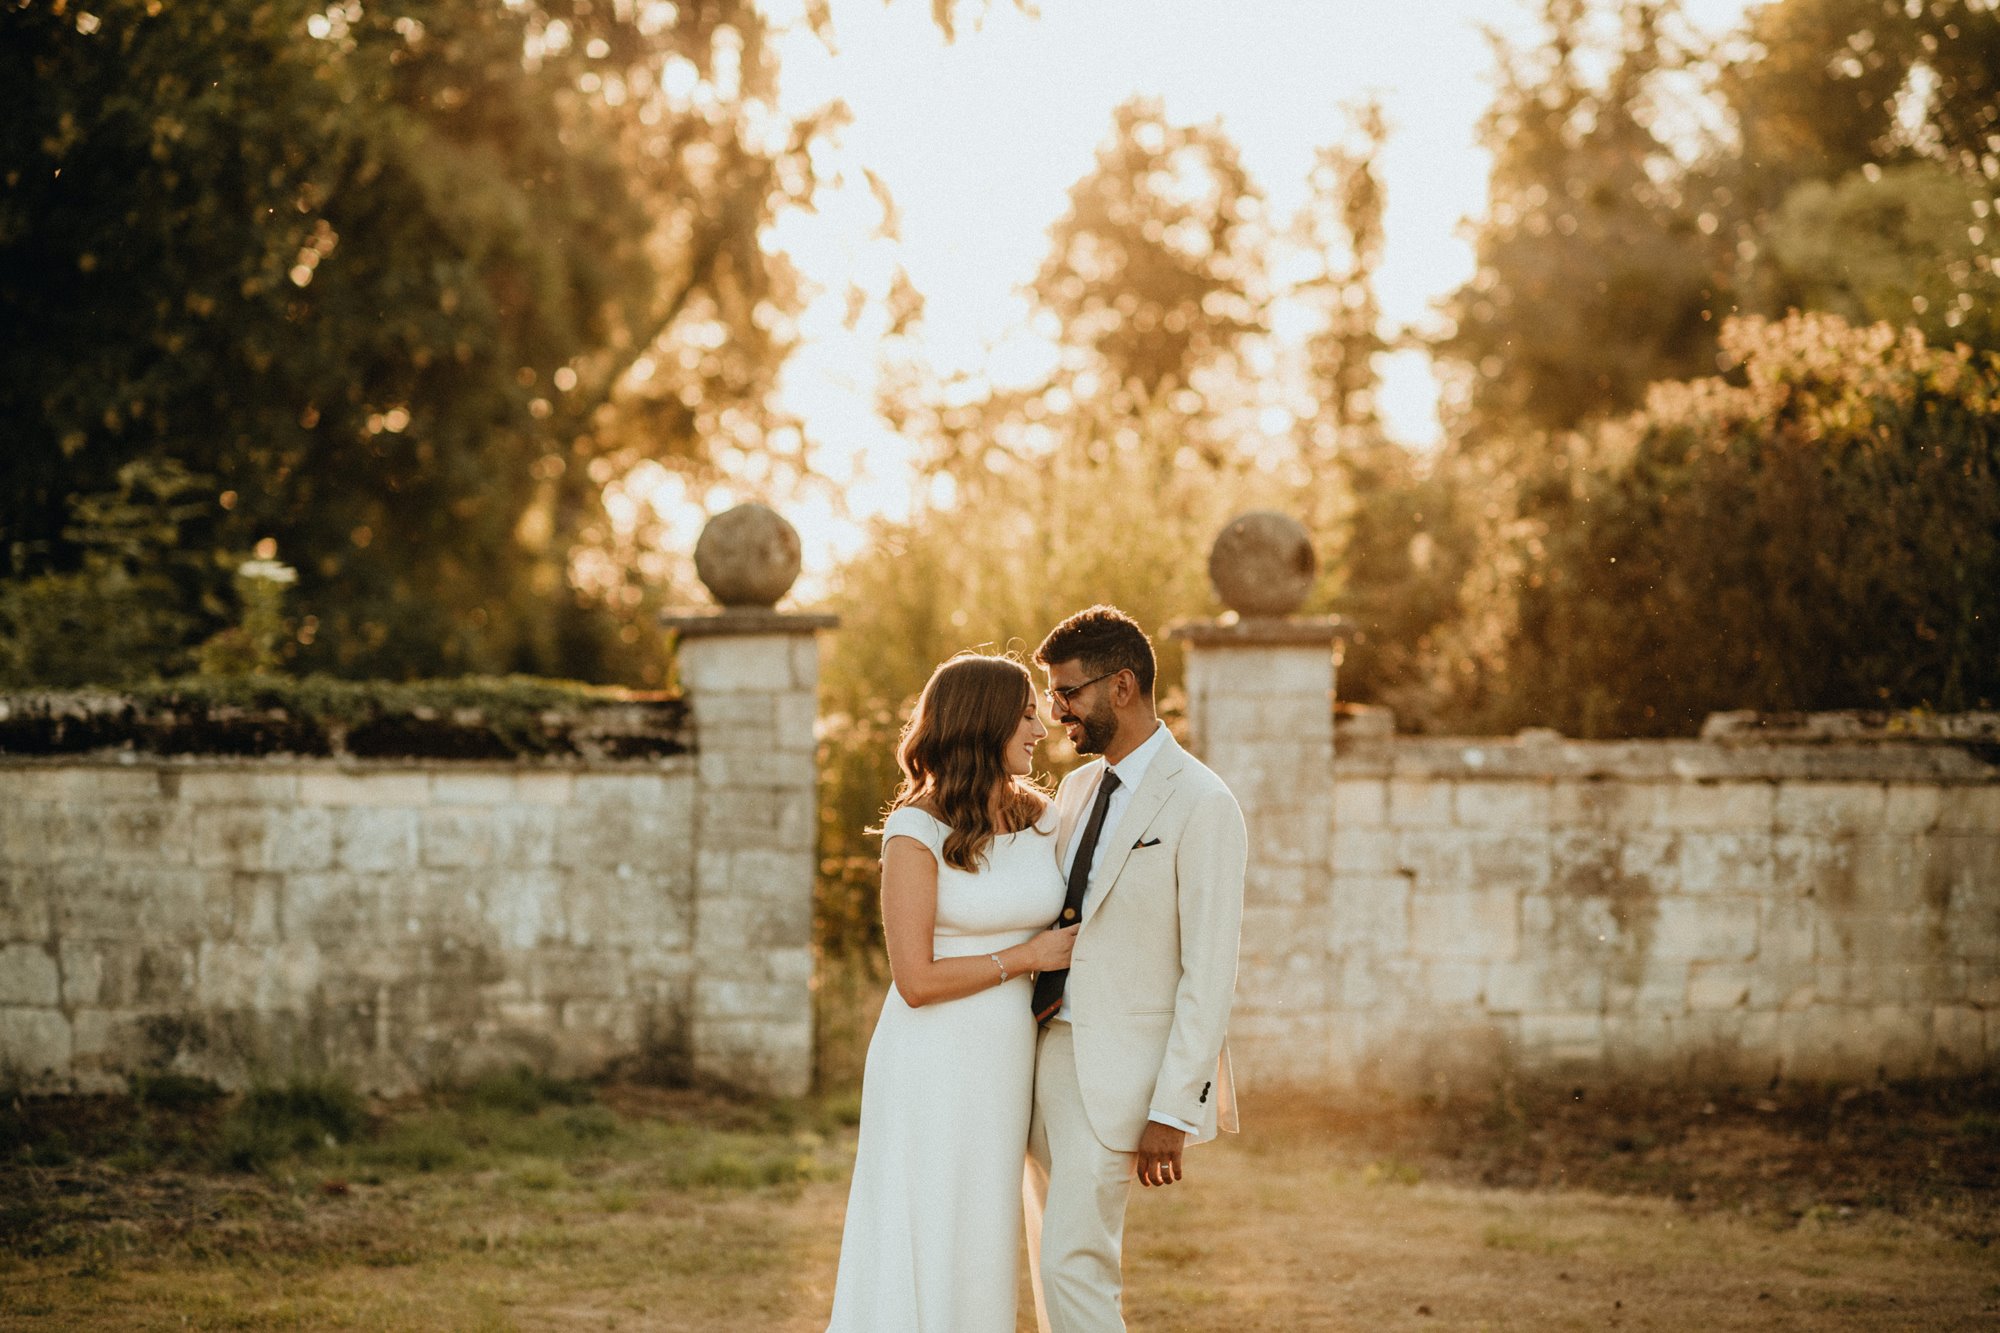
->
(2, 1076), (1995, 1331)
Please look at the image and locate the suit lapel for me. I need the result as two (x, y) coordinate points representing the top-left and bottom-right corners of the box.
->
(1080, 734), (1186, 926)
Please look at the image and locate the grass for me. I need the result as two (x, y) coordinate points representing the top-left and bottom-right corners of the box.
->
(1, 1071), (1996, 1330)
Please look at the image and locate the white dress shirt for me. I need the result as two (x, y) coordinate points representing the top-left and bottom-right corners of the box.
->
(1055, 722), (1195, 1135)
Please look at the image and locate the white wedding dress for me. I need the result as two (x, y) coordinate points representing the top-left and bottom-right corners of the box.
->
(827, 805), (1067, 1332)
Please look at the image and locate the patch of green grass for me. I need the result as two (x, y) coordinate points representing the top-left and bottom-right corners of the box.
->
(458, 1063), (595, 1116)
(214, 1075), (368, 1172)
(130, 1071), (225, 1113)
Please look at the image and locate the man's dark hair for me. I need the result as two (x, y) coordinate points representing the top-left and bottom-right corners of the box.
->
(1034, 605), (1157, 699)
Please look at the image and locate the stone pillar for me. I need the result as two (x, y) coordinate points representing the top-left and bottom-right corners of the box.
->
(667, 503), (834, 1097)
(1170, 512), (1340, 1085)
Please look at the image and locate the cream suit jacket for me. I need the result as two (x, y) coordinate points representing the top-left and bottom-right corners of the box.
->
(1052, 729), (1247, 1152)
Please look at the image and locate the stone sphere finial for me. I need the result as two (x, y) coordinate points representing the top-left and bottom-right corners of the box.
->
(694, 503), (802, 609)
(1209, 511), (1315, 617)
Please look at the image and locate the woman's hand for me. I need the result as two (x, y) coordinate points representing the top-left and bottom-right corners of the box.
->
(1018, 924), (1080, 973)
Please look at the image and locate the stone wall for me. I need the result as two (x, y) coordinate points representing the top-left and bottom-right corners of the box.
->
(0, 621), (826, 1098)
(1238, 719), (2000, 1090)
(1177, 622), (1999, 1090)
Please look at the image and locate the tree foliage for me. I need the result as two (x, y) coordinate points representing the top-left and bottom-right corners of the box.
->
(1434, 313), (2000, 737)
(0, 0), (825, 685)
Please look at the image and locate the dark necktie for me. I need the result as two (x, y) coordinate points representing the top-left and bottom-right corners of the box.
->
(1032, 769), (1122, 1025)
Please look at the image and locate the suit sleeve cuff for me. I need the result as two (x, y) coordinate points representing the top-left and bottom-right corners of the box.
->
(1148, 1110), (1198, 1135)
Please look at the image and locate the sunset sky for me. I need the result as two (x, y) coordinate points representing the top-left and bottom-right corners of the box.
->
(656, 0), (1759, 574)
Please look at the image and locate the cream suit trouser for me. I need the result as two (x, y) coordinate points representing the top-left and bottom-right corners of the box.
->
(1024, 1020), (1134, 1333)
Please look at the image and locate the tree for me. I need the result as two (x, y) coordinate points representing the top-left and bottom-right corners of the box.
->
(1031, 97), (1268, 408)
(1433, 0), (1721, 442)
(1764, 161), (2000, 353)
(1434, 313), (2000, 737)
(0, 0), (826, 684)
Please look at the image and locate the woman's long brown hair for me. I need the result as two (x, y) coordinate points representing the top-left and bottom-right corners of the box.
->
(886, 653), (1050, 871)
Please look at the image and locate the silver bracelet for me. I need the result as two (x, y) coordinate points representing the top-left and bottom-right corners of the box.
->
(990, 953), (1009, 984)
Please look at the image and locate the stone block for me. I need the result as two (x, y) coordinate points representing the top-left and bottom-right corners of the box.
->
(0, 943), (59, 1006)
(1486, 956), (1605, 1014)
(273, 809), (336, 872)
(1818, 910), (1944, 965)
(431, 772), (517, 806)
(1239, 904), (1304, 957)
(1937, 785), (2000, 833)
(1465, 832), (1553, 893)
(1387, 779), (1453, 828)
(512, 772), (576, 806)
(1408, 889), (1518, 960)
(555, 800), (693, 874)
(1617, 832), (1681, 895)
(195, 940), (271, 1010)
(483, 869), (565, 951)
(0, 1006), (71, 1079)
(97, 802), (194, 864)
(1550, 780), (1664, 828)
(1606, 957), (1691, 1015)
(299, 771), (432, 807)
(1775, 782), (1888, 836)
(492, 806), (560, 867)
(1326, 874), (1409, 954)
(693, 1016), (811, 1097)
(1651, 897), (1759, 962)
(1756, 898), (1822, 967)
(696, 749), (815, 790)
(0, 865), (51, 938)
(1332, 827), (1396, 875)
(693, 883), (810, 952)
(1881, 786), (1942, 833)
(1685, 962), (1754, 1010)
(192, 806), (270, 871)
(679, 635), (798, 694)
(1260, 813), (1332, 870)
(1199, 645), (1334, 698)
(696, 788), (782, 844)
(1677, 832), (1775, 895)
(1452, 782), (1550, 830)
(287, 872), (389, 945)
(1425, 960), (1489, 1007)
(335, 807), (419, 873)
(1933, 1005), (1986, 1069)
(789, 635), (821, 690)
(693, 973), (806, 1024)
(35, 768), (163, 803)
(773, 690), (820, 750)
(1660, 781), (1775, 831)
(1333, 778), (1387, 829)
(1518, 1012), (1605, 1064)
(421, 808), (496, 869)
(0, 802), (53, 867)
(177, 771), (300, 804)
(1600, 1013), (1676, 1069)
(202, 871), (283, 943)
(777, 792), (819, 852)
(1926, 833), (2000, 917)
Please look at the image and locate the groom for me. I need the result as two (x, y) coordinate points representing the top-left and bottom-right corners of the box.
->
(1025, 605), (1247, 1333)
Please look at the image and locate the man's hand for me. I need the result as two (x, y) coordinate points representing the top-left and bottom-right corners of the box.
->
(1134, 1121), (1186, 1188)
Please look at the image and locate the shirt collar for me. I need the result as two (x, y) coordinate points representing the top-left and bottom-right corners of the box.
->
(1104, 720), (1168, 792)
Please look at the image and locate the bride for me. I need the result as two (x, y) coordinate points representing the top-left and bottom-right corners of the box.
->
(826, 652), (1074, 1332)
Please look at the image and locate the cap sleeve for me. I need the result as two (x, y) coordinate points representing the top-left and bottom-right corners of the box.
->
(880, 806), (947, 859)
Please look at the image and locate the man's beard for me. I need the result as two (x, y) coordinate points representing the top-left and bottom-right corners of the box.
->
(1066, 698), (1117, 756)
